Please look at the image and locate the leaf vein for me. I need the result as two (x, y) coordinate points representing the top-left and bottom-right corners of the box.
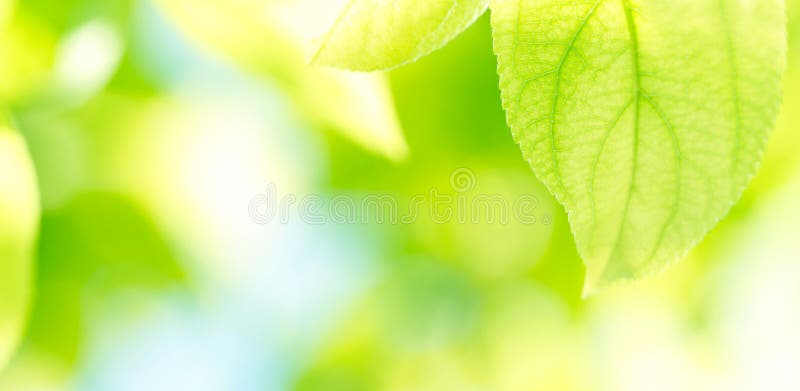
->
(605, 0), (641, 268)
(547, 0), (604, 201)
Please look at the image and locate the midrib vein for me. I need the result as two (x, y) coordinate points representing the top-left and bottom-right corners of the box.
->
(606, 0), (641, 266)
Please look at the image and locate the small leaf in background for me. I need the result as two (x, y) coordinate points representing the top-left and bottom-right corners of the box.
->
(312, 0), (489, 71)
(491, 0), (786, 294)
(0, 120), (40, 371)
(154, 0), (409, 161)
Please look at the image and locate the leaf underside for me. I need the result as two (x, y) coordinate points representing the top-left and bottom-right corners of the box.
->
(491, 0), (786, 294)
(313, 0), (490, 71)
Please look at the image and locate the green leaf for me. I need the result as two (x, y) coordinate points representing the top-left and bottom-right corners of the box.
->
(490, 0), (786, 294)
(313, 0), (490, 71)
(0, 119), (39, 370)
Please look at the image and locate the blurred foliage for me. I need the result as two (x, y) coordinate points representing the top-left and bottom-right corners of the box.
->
(0, 0), (799, 390)
(0, 190), (186, 388)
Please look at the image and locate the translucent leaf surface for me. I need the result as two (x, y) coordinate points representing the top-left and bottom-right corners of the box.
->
(313, 0), (490, 71)
(491, 0), (786, 294)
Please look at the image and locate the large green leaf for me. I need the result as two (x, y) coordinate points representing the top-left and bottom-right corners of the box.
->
(0, 120), (39, 370)
(313, 0), (490, 71)
(491, 0), (786, 294)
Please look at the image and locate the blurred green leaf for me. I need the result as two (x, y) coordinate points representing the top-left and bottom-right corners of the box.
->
(313, 0), (489, 71)
(18, 192), (184, 366)
(491, 0), (786, 294)
(0, 119), (39, 371)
